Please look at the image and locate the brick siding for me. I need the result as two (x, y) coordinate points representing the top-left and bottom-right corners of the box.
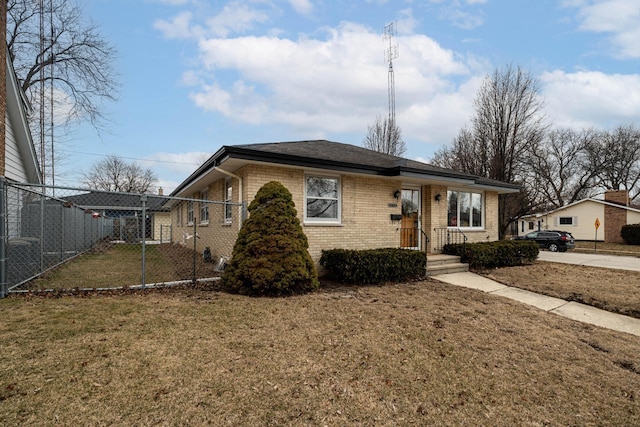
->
(170, 164), (503, 270)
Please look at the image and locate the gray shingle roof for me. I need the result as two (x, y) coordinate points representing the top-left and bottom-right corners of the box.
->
(173, 140), (520, 195)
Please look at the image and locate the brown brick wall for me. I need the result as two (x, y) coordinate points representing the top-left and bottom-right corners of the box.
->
(604, 204), (626, 243)
(604, 190), (629, 206)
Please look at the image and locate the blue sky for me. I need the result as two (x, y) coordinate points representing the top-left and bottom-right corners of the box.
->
(57, 0), (640, 193)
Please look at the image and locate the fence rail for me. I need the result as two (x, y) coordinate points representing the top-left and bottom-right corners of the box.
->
(0, 179), (246, 297)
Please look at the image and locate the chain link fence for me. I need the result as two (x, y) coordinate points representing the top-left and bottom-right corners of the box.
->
(0, 179), (246, 297)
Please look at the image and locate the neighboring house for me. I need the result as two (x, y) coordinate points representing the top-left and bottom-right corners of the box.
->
(517, 190), (640, 243)
(169, 140), (520, 266)
(65, 191), (171, 242)
(1, 46), (41, 184)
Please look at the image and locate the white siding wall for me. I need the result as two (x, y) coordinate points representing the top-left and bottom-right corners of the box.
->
(629, 211), (640, 226)
(4, 111), (29, 183)
(547, 201), (605, 241)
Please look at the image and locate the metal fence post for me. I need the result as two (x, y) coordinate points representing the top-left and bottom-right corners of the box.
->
(192, 218), (197, 283)
(0, 179), (7, 298)
(141, 195), (147, 288)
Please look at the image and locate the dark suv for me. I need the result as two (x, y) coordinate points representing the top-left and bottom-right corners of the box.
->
(512, 230), (576, 252)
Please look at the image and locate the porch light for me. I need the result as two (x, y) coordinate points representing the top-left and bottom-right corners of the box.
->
(393, 190), (401, 200)
(435, 193), (442, 203)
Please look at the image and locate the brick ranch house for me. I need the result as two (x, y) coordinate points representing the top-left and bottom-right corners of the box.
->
(168, 140), (520, 267)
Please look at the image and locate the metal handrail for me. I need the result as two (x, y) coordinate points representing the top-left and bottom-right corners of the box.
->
(432, 227), (468, 252)
(396, 227), (429, 252)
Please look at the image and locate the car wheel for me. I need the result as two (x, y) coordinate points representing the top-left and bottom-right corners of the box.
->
(549, 243), (559, 252)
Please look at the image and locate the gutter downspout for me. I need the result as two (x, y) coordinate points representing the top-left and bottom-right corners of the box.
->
(215, 166), (244, 229)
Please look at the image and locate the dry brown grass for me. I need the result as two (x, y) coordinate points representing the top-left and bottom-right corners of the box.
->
(484, 261), (640, 318)
(22, 243), (220, 290)
(575, 241), (640, 257)
(1, 281), (640, 426)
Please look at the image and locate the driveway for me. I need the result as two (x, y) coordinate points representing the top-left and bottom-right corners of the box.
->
(537, 250), (640, 272)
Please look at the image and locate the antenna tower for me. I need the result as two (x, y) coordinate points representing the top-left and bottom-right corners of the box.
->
(38, 0), (55, 188)
(383, 22), (398, 128)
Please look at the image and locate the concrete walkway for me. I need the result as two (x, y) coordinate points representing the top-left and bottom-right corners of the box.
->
(431, 271), (640, 337)
(537, 250), (640, 272)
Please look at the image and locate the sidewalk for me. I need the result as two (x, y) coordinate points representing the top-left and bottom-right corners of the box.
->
(537, 250), (640, 272)
(431, 271), (640, 337)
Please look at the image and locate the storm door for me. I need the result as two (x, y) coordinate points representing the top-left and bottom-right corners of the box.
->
(400, 189), (420, 249)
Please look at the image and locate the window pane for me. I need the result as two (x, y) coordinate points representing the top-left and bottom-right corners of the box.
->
(307, 199), (338, 219)
(472, 193), (482, 227)
(447, 191), (457, 226)
(402, 190), (419, 215)
(306, 177), (337, 198)
(459, 192), (470, 227)
(559, 217), (573, 225)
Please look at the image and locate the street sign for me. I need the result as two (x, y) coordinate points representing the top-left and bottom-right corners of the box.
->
(594, 218), (601, 230)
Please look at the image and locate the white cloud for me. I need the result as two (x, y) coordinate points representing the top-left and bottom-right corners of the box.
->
(541, 70), (640, 129)
(567, 0), (640, 58)
(205, 3), (270, 38)
(185, 22), (477, 148)
(154, 2), (270, 40)
(154, 11), (203, 40)
(288, 0), (313, 15)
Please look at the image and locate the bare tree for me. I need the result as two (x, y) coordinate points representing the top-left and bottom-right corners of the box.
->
(82, 156), (158, 194)
(362, 116), (406, 157)
(526, 128), (601, 209)
(7, 0), (119, 185)
(433, 64), (546, 237)
(7, 0), (119, 128)
(590, 124), (640, 201)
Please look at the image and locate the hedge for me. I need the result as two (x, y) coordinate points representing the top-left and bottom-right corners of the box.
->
(442, 240), (539, 269)
(621, 224), (640, 245)
(320, 248), (426, 284)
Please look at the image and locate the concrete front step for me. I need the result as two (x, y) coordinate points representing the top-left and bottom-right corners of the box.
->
(426, 254), (469, 276)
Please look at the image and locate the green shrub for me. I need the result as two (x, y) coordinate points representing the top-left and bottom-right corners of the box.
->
(621, 224), (640, 245)
(221, 181), (319, 296)
(442, 240), (538, 269)
(320, 248), (426, 284)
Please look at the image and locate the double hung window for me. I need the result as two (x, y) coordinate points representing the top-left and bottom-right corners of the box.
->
(200, 190), (209, 224)
(305, 175), (340, 223)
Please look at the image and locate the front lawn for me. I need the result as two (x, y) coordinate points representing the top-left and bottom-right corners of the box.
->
(1, 281), (639, 426)
(484, 261), (640, 319)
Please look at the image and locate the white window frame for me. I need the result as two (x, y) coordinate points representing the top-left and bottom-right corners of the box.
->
(187, 200), (194, 225)
(447, 189), (484, 230)
(224, 178), (233, 224)
(200, 189), (209, 225)
(304, 174), (341, 224)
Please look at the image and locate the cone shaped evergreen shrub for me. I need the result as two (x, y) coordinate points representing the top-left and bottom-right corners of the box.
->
(221, 181), (319, 296)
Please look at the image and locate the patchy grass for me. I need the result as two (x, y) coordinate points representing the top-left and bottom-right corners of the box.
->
(1, 282), (640, 426)
(484, 262), (640, 319)
(21, 243), (220, 290)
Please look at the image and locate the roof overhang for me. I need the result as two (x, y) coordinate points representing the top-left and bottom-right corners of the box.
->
(171, 143), (522, 197)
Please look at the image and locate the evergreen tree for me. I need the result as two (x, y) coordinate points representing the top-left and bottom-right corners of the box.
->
(221, 181), (319, 296)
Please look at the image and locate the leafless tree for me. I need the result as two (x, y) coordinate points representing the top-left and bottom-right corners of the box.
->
(82, 156), (158, 194)
(362, 116), (406, 157)
(7, 0), (119, 128)
(526, 128), (601, 209)
(7, 0), (119, 185)
(432, 64), (546, 237)
(590, 124), (640, 201)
